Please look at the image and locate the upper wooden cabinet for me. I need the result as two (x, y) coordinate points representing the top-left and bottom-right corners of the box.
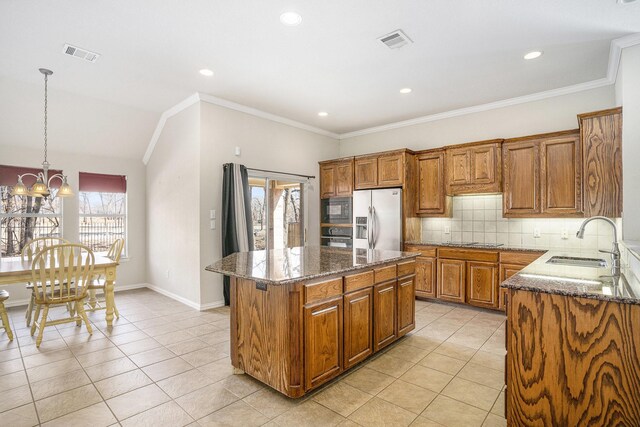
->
(446, 140), (503, 195)
(503, 131), (582, 217)
(415, 150), (451, 217)
(578, 108), (623, 218)
(319, 158), (354, 199)
(354, 151), (406, 190)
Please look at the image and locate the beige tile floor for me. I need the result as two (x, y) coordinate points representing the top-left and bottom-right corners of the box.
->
(0, 289), (507, 426)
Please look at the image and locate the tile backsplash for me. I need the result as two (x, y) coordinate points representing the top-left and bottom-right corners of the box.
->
(421, 194), (620, 251)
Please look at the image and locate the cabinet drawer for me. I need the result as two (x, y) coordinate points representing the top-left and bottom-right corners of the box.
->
(305, 278), (343, 304)
(404, 245), (437, 257)
(374, 265), (396, 284)
(499, 251), (545, 265)
(345, 270), (374, 293)
(438, 248), (499, 263)
(397, 260), (416, 277)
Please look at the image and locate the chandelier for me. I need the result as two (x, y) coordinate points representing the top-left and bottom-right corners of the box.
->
(11, 68), (73, 199)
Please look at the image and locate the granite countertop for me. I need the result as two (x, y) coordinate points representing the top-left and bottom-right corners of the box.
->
(501, 249), (640, 305)
(205, 246), (419, 285)
(404, 241), (545, 253)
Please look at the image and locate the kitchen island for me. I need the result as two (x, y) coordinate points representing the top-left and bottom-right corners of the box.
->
(501, 250), (640, 425)
(206, 246), (418, 398)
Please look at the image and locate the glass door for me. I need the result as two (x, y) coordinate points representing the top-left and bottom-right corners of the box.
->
(248, 175), (306, 250)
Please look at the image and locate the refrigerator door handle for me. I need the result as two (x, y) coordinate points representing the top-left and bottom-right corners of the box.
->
(371, 206), (376, 249)
(367, 206), (373, 249)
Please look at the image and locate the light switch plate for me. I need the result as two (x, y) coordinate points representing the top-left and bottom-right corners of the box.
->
(210, 210), (216, 220)
(533, 227), (541, 238)
(210, 220), (216, 230)
(444, 225), (451, 234)
(561, 229), (568, 240)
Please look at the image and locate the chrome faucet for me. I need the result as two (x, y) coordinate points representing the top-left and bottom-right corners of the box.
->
(576, 216), (620, 269)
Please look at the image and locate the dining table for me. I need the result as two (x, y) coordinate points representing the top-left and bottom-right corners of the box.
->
(0, 254), (120, 327)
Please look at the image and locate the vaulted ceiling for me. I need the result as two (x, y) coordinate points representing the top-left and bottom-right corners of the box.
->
(1, 0), (638, 159)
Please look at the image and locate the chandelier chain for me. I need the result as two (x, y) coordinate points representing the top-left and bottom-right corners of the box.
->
(44, 72), (48, 164)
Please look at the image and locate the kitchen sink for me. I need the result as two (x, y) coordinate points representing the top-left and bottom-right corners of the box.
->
(546, 256), (607, 268)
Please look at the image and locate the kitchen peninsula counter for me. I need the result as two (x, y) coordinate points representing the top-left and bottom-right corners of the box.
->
(206, 246), (418, 398)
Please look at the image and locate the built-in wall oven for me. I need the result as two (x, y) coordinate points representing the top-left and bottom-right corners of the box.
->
(321, 197), (352, 224)
(320, 226), (353, 248)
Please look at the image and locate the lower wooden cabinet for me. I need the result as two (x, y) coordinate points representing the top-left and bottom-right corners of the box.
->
(466, 261), (499, 309)
(437, 259), (466, 303)
(304, 297), (343, 390)
(373, 280), (397, 351)
(499, 264), (524, 310)
(343, 287), (373, 369)
(415, 256), (437, 298)
(397, 276), (416, 337)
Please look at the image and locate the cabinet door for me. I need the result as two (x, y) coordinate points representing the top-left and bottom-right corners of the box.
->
(335, 160), (354, 197)
(304, 297), (343, 390)
(415, 256), (437, 298)
(320, 164), (335, 199)
(373, 280), (397, 351)
(354, 157), (378, 189)
(416, 152), (448, 215)
(503, 141), (540, 216)
(378, 154), (404, 187)
(437, 259), (466, 303)
(397, 276), (416, 337)
(448, 148), (471, 187)
(467, 262), (499, 309)
(499, 264), (523, 311)
(540, 135), (582, 216)
(471, 145), (497, 185)
(343, 287), (373, 369)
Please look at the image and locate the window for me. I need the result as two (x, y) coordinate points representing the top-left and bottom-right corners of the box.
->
(0, 165), (63, 257)
(79, 172), (127, 254)
(248, 175), (305, 250)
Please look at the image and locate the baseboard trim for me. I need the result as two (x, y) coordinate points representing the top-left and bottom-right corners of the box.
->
(3, 283), (150, 308)
(199, 300), (226, 310)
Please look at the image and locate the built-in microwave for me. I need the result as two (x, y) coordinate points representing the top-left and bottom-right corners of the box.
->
(321, 197), (352, 224)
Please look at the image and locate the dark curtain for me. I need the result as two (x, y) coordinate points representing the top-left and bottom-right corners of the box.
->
(221, 163), (254, 305)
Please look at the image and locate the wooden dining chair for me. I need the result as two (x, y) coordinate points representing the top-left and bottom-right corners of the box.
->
(78, 239), (125, 318)
(22, 237), (70, 326)
(30, 243), (95, 347)
(0, 290), (14, 341)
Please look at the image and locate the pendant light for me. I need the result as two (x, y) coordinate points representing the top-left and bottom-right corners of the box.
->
(11, 68), (73, 198)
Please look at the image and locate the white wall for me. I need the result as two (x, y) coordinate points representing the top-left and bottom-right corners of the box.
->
(617, 45), (640, 241)
(0, 144), (147, 303)
(198, 102), (340, 306)
(339, 86), (616, 156)
(146, 103), (202, 305)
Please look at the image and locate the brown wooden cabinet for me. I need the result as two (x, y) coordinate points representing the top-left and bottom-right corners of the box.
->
(378, 153), (404, 187)
(354, 156), (379, 189)
(446, 141), (502, 195)
(304, 296), (343, 390)
(503, 130), (582, 217)
(397, 276), (416, 337)
(319, 159), (354, 199)
(499, 264), (523, 310)
(437, 259), (466, 303)
(416, 150), (451, 217)
(579, 108), (623, 218)
(343, 287), (373, 369)
(354, 151), (406, 190)
(373, 280), (397, 351)
(466, 261), (499, 309)
(415, 256), (437, 298)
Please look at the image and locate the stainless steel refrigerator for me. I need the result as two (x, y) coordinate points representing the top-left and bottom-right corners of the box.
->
(353, 188), (402, 251)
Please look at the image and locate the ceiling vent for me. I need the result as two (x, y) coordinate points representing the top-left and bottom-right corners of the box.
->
(62, 44), (100, 63)
(378, 30), (413, 49)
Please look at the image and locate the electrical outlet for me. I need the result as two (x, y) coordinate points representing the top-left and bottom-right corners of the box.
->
(444, 225), (451, 234)
(533, 227), (541, 238)
(210, 210), (216, 220)
(210, 220), (216, 230)
(561, 229), (568, 240)
(166, 269), (171, 279)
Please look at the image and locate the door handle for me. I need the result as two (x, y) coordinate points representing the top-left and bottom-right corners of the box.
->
(367, 207), (373, 249)
(371, 206), (376, 249)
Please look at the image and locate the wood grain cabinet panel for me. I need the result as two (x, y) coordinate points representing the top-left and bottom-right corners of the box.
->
(397, 276), (416, 337)
(499, 263), (523, 311)
(415, 256), (437, 298)
(448, 149), (471, 187)
(540, 135), (582, 216)
(506, 290), (640, 426)
(416, 151), (451, 216)
(503, 141), (540, 216)
(437, 259), (466, 303)
(343, 287), (373, 369)
(354, 157), (378, 189)
(378, 153), (404, 187)
(466, 261), (498, 309)
(304, 297), (343, 390)
(471, 145), (496, 184)
(373, 280), (397, 351)
(579, 108), (623, 218)
(320, 164), (336, 199)
(334, 160), (354, 197)
(447, 141), (502, 194)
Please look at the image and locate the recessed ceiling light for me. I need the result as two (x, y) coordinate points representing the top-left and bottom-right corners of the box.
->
(399, 88), (412, 94)
(199, 69), (214, 77)
(280, 12), (302, 26)
(618, 0), (637, 4)
(318, 112), (328, 117)
(524, 51), (543, 60)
